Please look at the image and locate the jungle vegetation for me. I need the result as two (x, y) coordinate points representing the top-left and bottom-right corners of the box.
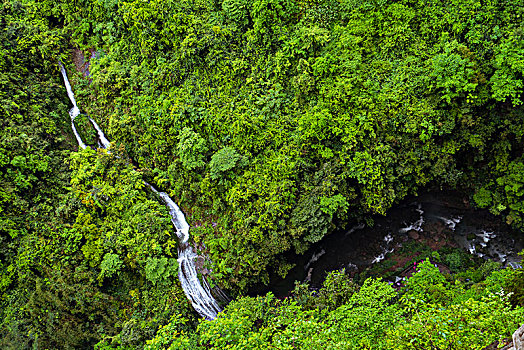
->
(1, 0), (524, 348)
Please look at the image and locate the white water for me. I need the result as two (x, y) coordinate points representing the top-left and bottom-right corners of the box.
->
(70, 121), (86, 149)
(60, 62), (111, 151)
(59, 63), (86, 149)
(304, 249), (325, 271)
(371, 247), (394, 264)
(177, 246), (222, 319)
(144, 182), (222, 319)
(59, 63), (79, 117)
(60, 63), (222, 320)
(371, 233), (395, 264)
(344, 223), (365, 236)
(438, 216), (462, 231)
(399, 203), (424, 233)
(89, 117), (111, 149)
(371, 204), (424, 264)
(69, 106), (80, 120)
(145, 183), (189, 244)
(477, 229), (496, 246)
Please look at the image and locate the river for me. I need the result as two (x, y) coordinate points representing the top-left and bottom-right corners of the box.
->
(265, 191), (524, 297)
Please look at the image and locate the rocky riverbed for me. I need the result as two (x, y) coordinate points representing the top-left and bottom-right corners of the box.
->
(265, 191), (524, 297)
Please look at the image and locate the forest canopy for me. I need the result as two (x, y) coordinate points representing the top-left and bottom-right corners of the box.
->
(1, 0), (524, 348)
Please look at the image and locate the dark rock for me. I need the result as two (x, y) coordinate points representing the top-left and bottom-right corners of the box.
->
(408, 230), (419, 240)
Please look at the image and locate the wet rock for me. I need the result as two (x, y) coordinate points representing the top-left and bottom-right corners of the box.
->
(500, 324), (524, 350)
(432, 221), (447, 235)
(508, 261), (523, 269)
(408, 230), (419, 240)
(305, 267), (313, 282)
(513, 324), (524, 350)
(345, 263), (358, 274)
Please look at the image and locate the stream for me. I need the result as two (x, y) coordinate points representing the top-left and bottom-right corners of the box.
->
(59, 63), (222, 320)
(267, 191), (524, 297)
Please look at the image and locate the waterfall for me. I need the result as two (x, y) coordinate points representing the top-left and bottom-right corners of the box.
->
(177, 245), (222, 319)
(70, 121), (87, 150)
(144, 182), (222, 319)
(141, 182), (222, 320)
(89, 117), (111, 149)
(399, 203), (424, 233)
(59, 63), (222, 320)
(59, 63), (86, 149)
(59, 63), (79, 115)
(145, 183), (190, 244)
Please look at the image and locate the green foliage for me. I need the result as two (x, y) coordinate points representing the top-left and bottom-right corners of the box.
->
(144, 313), (196, 350)
(251, 0), (298, 44)
(442, 249), (473, 273)
(99, 252), (124, 280)
(222, 0), (250, 28)
(428, 41), (479, 104)
(147, 267), (524, 349)
(145, 257), (179, 286)
(176, 127), (208, 171)
(319, 194), (349, 216)
(292, 269), (359, 311)
(506, 264), (524, 307)
(473, 186), (493, 208)
(22, 0), (522, 295)
(325, 278), (402, 349)
(491, 27), (524, 106)
(402, 259), (451, 304)
(389, 295), (523, 349)
(4, 0), (524, 347)
(151, 279), (398, 349)
(209, 146), (242, 181)
(75, 114), (99, 146)
(291, 191), (331, 243)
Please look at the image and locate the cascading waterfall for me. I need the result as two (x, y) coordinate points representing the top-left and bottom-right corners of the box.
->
(145, 182), (222, 320)
(59, 63), (222, 320)
(70, 121), (87, 150)
(145, 183), (190, 244)
(59, 63), (86, 149)
(89, 116), (111, 150)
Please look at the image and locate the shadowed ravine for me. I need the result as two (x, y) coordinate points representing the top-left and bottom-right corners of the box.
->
(263, 192), (524, 297)
(59, 63), (222, 320)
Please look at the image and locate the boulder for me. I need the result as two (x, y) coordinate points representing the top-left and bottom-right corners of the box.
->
(502, 324), (524, 350)
(407, 230), (419, 240)
(513, 324), (524, 350)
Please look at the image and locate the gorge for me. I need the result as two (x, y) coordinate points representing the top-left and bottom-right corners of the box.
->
(3, 1), (524, 348)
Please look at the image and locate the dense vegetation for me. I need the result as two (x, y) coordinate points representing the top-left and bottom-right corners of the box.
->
(1, 0), (524, 348)
(146, 261), (524, 349)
